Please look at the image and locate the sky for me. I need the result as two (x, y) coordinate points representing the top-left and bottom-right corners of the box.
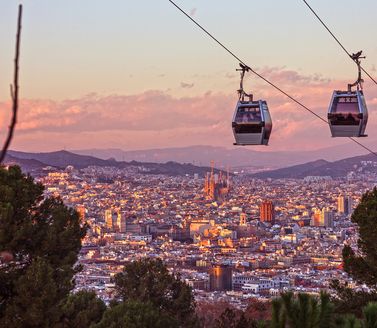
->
(0, 0), (376, 154)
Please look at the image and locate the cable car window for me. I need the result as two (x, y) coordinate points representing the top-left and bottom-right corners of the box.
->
(329, 113), (360, 126)
(235, 106), (262, 123)
(333, 97), (359, 113)
(329, 96), (360, 126)
(234, 124), (262, 134)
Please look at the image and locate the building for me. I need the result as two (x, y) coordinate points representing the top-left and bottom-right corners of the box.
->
(76, 205), (86, 223)
(116, 212), (127, 233)
(105, 209), (113, 230)
(311, 208), (322, 226)
(209, 265), (232, 291)
(338, 195), (352, 215)
(239, 213), (247, 226)
(260, 200), (275, 223)
(322, 207), (334, 228)
(203, 161), (230, 202)
(311, 207), (334, 228)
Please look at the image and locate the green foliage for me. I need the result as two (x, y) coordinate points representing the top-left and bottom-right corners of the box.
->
(0, 166), (87, 326)
(270, 292), (335, 328)
(1, 258), (60, 327)
(331, 280), (377, 317)
(214, 308), (260, 328)
(363, 302), (377, 328)
(333, 188), (377, 316)
(92, 301), (177, 328)
(343, 188), (377, 288)
(59, 290), (106, 328)
(115, 257), (198, 327)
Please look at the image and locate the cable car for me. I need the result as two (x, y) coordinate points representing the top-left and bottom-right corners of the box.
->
(232, 64), (272, 145)
(328, 51), (368, 137)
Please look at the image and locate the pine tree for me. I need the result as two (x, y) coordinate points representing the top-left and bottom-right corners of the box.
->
(270, 292), (335, 328)
(92, 301), (177, 328)
(332, 188), (377, 316)
(114, 257), (198, 327)
(343, 188), (377, 287)
(0, 166), (87, 326)
(59, 290), (106, 328)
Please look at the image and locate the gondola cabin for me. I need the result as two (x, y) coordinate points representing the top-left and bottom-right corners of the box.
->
(327, 90), (368, 137)
(232, 100), (272, 145)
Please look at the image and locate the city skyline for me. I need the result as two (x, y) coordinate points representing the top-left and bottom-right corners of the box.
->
(0, 0), (376, 154)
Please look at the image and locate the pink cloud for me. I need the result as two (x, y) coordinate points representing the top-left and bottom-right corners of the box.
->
(0, 67), (376, 152)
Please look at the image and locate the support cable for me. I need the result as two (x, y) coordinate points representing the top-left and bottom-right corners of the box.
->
(168, 0), (377, 157)
(301, 0), (377, 86)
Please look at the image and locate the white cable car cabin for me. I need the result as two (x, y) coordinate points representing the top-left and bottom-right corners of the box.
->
(327, 51), (368, 137)
(327, 90), (368, 137)
(232, 63), (272, 146)
(232, 100), (272, 145)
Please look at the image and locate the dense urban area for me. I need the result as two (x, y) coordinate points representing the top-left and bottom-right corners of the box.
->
(34, 159), (377, 310)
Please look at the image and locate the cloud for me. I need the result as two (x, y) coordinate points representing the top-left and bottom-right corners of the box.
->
(1, 67), (376, 152)
(180, 82), (194, 89)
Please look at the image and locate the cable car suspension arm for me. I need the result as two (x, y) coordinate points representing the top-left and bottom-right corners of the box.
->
(237, 63), (253, 101)
(348, 51), (365, 91)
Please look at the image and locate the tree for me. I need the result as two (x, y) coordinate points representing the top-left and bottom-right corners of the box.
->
(332, 188), (377, 316)
(331, 280), (377, 317)
(58, 290), (106, 328)
(363, 302), (377, 328)
(1, 258), (61, 327)
(92, 301), (177, 328)
(343, 188), (377, 288)
(214, 308), (261, 328)
(0, 166), (87, 326)
(114, 257), (198, 327)
(270, 292), (335, 328)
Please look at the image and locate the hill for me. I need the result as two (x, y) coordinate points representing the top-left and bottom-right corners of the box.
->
(71, 144), (369, 170)
(7, 150), (221, 177)
(252, 153), (377, 179)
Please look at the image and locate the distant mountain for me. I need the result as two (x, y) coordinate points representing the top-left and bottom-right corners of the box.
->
(4, 154), (50, 172)
(252, 153), (377, 179)
(7, 150), (223, 177)
(71, 144), (368, 170)
(8, 150), (110, 169)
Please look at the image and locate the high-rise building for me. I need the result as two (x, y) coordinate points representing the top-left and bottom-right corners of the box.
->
(239, 213), (247, 226)
(105, 209), (113, 230)
(117, 212), (127, 233)
(322, 207), (334, 228)
(311, 208), (322, 226)
(260, 200), (275, 223)
(76, 205), (86, 223)
(209, 265), (232, 291)
(338, 195), (352, 215)
(311, 207), (334, 228)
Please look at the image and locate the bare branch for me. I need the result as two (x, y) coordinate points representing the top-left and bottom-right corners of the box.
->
(0, 4), (22, 164)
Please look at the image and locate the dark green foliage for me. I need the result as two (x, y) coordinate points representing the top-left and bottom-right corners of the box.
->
(115, 257), (198, 327)
(343, 188), (377, 287)
(341, 315), (361, 328)
(59, 290), (106, 328)
(363, 302), (377, 328)
(92, 301), (177, 328)
(270, 292), (335, 328)
(333, 188), (377, 316)
(214, 308), (260, 328)
(1, 258), (60, 327)
(0, 166), (87, 326)
(331, 280), (377, 317)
